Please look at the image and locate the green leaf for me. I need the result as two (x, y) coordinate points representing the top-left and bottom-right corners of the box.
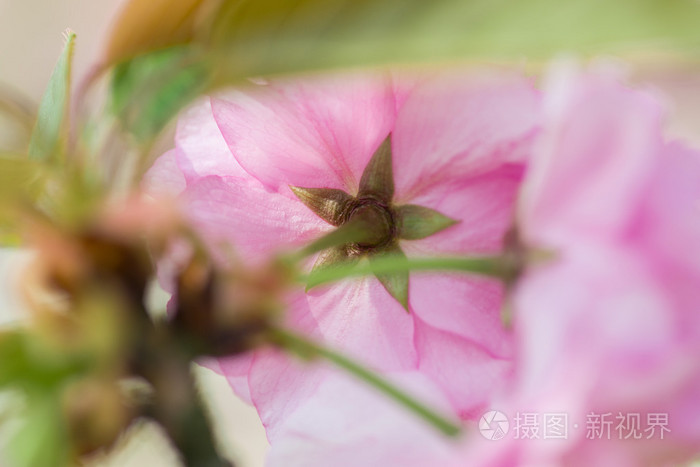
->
(28, 31), (75, 161)
(207, 0), (700, 81)
(110, 46), (211, 143)
(397, 204), (459, 240)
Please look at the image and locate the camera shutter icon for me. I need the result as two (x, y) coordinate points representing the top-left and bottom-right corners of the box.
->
(479, 410), (509, 440)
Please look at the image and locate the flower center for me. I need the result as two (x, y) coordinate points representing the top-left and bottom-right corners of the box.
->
(290, 134), (458, 310)
(344, 197), (396, 254)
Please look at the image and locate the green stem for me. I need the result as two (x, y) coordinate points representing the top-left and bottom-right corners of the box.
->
(304, 255), (507, 289)
(270, 327), (462, 438)
(288, 218), (374, 262)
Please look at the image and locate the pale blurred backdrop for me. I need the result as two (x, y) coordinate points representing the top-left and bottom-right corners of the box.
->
(0, 1), (268, 466)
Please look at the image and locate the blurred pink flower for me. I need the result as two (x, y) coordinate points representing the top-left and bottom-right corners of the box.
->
(266, 369), (464, 467)
(145, 69), (540, 450)
(468, 68), (700, 466)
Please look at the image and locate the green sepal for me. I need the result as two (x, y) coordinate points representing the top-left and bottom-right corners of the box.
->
(397, 204), (459, 240)
(370, 243), (409, 311)
(290, 186), (353, 226)
(358, 135), (394, 202)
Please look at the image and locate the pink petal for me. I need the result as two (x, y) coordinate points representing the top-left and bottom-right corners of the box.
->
(403, 163), (523, 254)
(635, 141), (700, 272)
(182, 175), (331, 264)
(414, 319), (514, 420)
(211, 72), (398, 193)
(504, 245), (700, 465)
(306, 277), (418, 371)
(521, 73), (663, 247)
(248, 292), (325, 442)
(408, 274), (511, 358)
(248, 348), (326, 442)
(201, 354), (254, 404)
(393, 70), (540, 201)
(399, 166), (520, 356)
(266, 370), (461, 467)
(633, 143), (700, 342)
(514, 243), (677, 403)
(142, 149), (186, 197)
(174, 96), (249, 183)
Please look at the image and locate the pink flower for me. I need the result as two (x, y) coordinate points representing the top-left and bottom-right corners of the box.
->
(266, 369), (463, 467)
(145, 69), (540, 456)
(468, 68), (700, 466)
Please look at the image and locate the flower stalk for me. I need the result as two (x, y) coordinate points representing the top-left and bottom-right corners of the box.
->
(303, 254), (511, 289)
(269, 327), (463, 438)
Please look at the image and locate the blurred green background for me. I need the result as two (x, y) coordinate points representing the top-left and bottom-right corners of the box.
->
(0, 2), (268, 466)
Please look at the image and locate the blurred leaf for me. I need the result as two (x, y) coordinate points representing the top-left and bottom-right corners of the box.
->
(0, 154), (47, 244)
(0, 154), (45, 200)
(0, 330), (90, 390)
(110, 46), (211, 143)
(108, 0), (700, 144)
(7, 394), (70, 467)
(103, 0), (215, 66)
(28, 31), (75, 161)
(0, 331), (28, 386)
(0, 87), (35, 152)
(207, 0), (700, 80)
